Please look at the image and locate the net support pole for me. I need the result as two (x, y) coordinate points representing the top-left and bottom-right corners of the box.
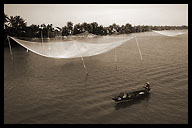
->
(40, 30), (45, 54)
(41, 30), (44, 43)
(81, 56), (88, 76)
(75, 41), (88, 76)
(7, 36), (13, 57)
(114, 48), (118, 70)
(135, 36), (143, 60)
(7, 36), (15, 72)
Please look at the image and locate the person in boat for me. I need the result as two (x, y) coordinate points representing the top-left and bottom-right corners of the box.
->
(143, 82), (151, 91)
(146, 82), (150, 87)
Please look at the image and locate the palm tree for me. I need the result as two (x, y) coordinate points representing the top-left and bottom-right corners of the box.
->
(4, 13), (10, 29)
(8, 15), (27, 37)
(4, 13), (10, 43)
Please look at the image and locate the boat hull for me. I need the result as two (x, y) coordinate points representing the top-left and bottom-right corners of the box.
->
(112, 87), (151, 103)
(112, 92), (150, 103)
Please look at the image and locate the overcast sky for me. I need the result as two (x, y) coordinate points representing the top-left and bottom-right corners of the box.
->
(4, 4), (188, 28)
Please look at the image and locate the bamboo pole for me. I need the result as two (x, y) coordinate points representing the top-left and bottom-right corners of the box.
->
(135, 36), (143, 60)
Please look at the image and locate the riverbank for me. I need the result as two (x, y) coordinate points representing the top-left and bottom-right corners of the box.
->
(4, 29), (188, 48)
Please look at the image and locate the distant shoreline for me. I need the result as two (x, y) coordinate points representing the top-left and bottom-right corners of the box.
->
(4, 29), (188, 48)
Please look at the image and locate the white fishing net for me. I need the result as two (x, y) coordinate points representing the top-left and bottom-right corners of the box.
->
(152, 30), (186, 37)
(9, 30), (186, 59)
(10, 36), (134, 59)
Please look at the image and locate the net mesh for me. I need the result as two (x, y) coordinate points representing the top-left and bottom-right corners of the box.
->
(10, 36), (134, 59)
(152, 30), (186, 37)
(9, 30), (186, 59)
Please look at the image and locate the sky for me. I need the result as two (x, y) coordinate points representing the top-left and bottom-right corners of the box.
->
(4, 4), (188, 28)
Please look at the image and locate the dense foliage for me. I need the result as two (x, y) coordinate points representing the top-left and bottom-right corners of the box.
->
(4, 13), (188, 39)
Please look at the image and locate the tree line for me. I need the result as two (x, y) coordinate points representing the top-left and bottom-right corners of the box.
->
(4, 13), (188, 40)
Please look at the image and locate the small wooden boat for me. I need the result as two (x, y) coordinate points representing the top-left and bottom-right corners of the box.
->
(112, 82), (151, 103)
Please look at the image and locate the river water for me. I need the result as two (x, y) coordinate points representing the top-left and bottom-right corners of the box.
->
(4, 31), (188, 124)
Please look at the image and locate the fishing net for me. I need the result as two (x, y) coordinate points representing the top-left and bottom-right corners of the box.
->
(10, 36), (134, 59)
(8, 30), (186, 59)
(152, 30), (186, 37)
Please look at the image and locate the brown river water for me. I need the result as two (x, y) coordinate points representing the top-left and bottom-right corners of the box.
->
(4, 31), (188, 124)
